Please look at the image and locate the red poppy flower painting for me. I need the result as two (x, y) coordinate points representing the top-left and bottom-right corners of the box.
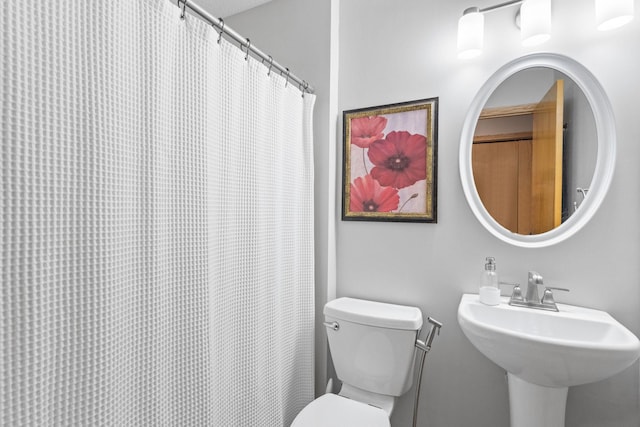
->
(350, 116), (388, 148)
(368, 131), (427, 189)
(343, 98), (438, 223)
(350, 174), (399, 213)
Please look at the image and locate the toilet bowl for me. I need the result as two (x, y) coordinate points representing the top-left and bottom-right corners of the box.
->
(291, 297), (423, 427)
(290, 393), (389, 427)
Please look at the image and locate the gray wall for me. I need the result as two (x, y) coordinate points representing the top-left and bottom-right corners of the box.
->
(230, 0), (640, 426)
(485, 67), (556, 107)
(563, 73), (598, 217)
(338, 1), (639, 426)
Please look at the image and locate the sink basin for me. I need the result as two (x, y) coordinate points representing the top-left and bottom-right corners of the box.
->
(458, 293), (640, 387)
(459, 293), (640, 427)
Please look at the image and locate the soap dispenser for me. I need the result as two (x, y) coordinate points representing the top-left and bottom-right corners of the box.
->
(479, 257), (500, 305)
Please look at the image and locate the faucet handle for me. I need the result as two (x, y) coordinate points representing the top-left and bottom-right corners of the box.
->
(511, 285), (524, 302)
(546, 286), (570, 292)
(499, 282), (523, 302)
(541, 286), (569, 306)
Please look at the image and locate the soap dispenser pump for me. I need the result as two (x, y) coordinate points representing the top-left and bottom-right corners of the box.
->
(479, 257), (500, 305)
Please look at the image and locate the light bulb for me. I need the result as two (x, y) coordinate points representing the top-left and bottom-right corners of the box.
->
(458, 7), (484, 59)
(521, 0), (551, 47)
(596, 0), (634, 31)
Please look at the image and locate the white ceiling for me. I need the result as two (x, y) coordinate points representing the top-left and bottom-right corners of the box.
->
(195, 0), (273, 18)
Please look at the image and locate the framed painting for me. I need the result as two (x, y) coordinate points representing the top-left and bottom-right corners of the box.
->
(342, 98), (438, 222)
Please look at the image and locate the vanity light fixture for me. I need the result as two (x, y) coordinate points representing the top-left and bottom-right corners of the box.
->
(458, 0), (635, 59)
(457, 0), (550, 59)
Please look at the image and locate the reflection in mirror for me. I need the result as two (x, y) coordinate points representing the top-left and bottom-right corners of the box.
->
(471, 68), (597, 235)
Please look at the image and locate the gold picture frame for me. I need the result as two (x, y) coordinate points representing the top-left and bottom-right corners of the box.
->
(342, 98), (438, 222)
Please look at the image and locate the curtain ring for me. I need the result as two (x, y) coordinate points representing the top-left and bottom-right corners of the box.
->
(244, 38), (251, 61)
(217, 18), (225, 44)
(284, 68), (290, 88)
(301, 80), (309, 97)
(179, 0), (188, 20)
(267, 55), (274, 77)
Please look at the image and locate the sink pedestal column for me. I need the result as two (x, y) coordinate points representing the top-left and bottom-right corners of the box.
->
(508, 374), (568, 427)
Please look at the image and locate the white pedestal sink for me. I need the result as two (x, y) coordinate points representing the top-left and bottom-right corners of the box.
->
(458, 294), (640, 427)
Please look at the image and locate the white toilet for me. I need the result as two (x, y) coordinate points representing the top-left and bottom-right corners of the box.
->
(291, 297), (423, 427)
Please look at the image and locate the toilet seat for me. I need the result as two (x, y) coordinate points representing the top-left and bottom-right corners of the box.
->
(291, 393), (390, 427)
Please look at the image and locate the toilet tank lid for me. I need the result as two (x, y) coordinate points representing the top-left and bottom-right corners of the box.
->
(324, 297), (423, 330)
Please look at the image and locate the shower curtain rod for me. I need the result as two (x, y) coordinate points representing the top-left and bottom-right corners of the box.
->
(178, 0), (315, 94)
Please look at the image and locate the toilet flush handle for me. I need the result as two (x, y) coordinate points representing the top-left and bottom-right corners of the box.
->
(323, 321), (340, 331)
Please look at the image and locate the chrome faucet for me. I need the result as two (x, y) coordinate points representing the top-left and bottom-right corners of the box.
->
(508, 271), (569, 312)
(525, 271), (544, 303)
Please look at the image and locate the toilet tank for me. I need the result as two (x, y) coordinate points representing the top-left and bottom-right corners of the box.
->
(324, 297), (423, 397)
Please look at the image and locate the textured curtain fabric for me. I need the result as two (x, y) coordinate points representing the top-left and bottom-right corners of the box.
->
(0, 1), (315, 425)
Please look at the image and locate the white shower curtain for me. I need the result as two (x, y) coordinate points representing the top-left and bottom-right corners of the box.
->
(0, 1), (315, 426)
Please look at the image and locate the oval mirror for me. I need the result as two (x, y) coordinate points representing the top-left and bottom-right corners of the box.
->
(459, 53), (616, 248)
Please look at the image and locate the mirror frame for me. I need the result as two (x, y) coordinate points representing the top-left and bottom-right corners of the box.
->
(459, 53), (616, 248)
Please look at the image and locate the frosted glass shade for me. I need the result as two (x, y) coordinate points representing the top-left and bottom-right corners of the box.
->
(457, 8), (484, 59)
(596, 0), (634, 31)
(521, 0), (551, 46)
